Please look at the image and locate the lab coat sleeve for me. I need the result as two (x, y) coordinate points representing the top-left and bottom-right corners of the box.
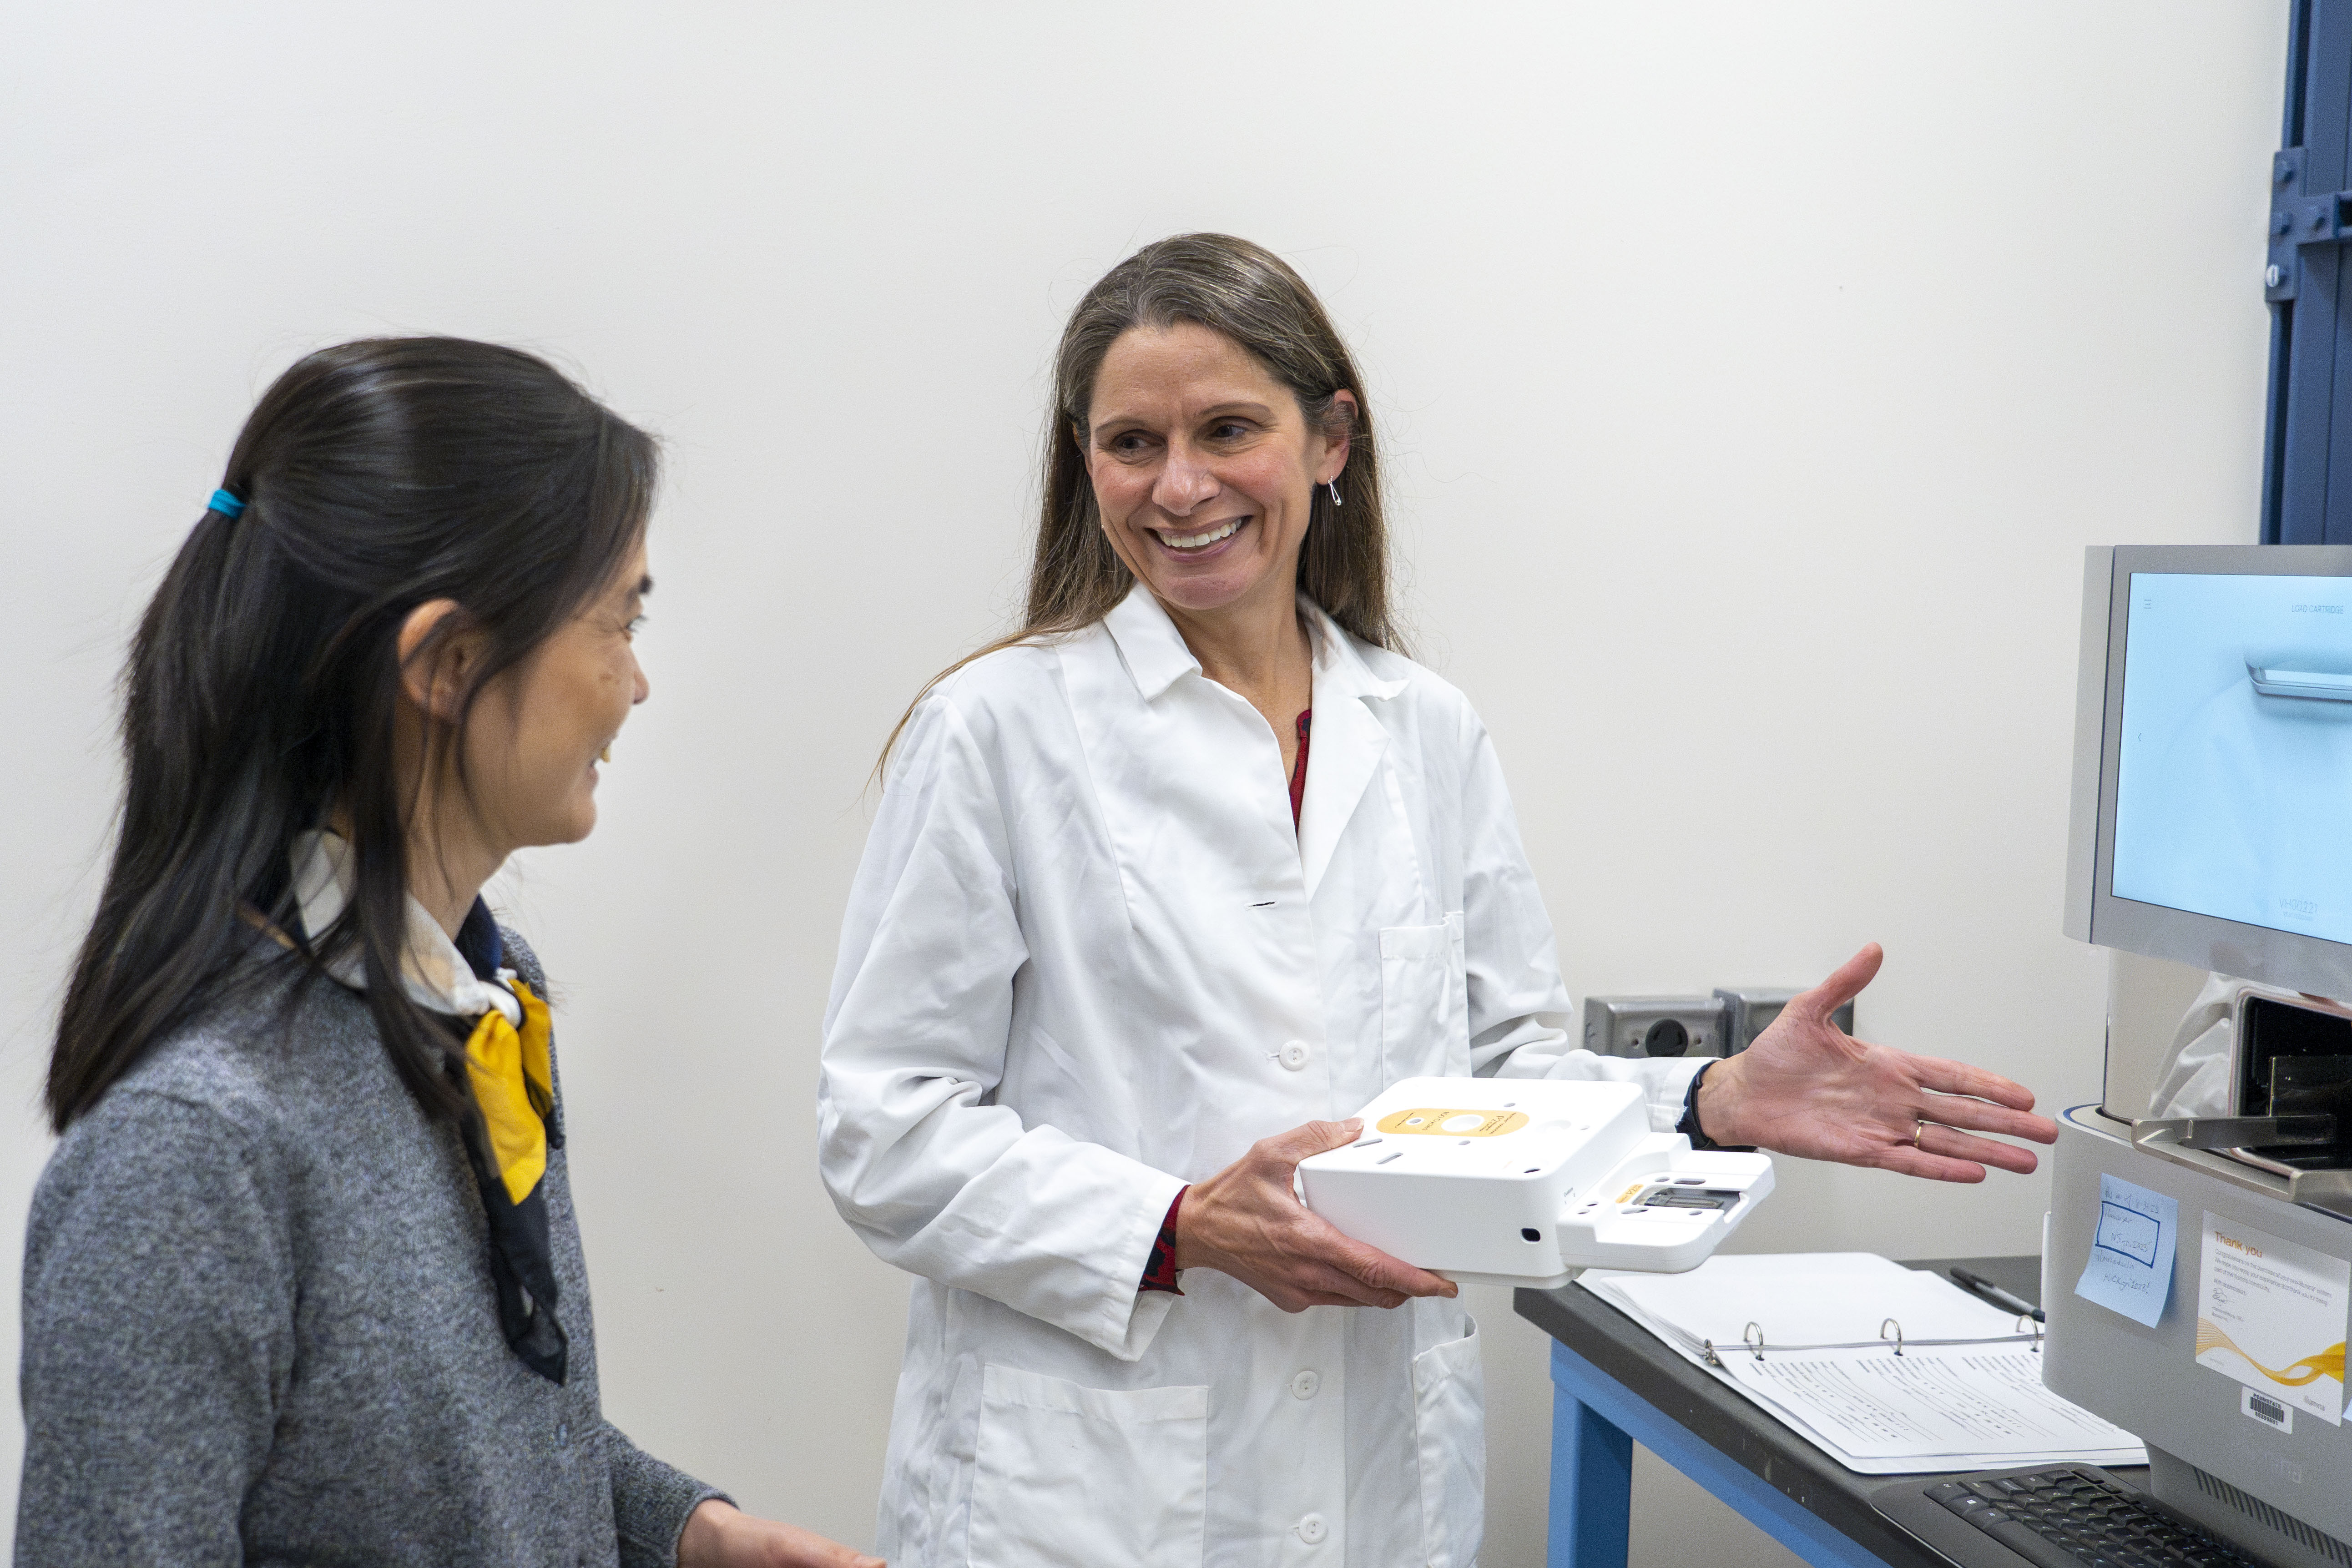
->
(1453, 707), (1703, 1130)
(818, 691), (1186, 1362)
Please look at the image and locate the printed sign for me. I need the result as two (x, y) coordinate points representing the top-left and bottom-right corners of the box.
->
(2195, 1211), (2349, 1427)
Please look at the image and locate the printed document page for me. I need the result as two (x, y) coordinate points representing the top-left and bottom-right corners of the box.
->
(1580, 1253), (2146, 1474)
(1721, 1347), (2142, 1472)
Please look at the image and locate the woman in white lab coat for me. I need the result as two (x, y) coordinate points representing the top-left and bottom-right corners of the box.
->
(818, 234), (2059, 1568)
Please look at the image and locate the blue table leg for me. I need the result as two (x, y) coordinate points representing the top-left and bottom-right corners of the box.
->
(1549, 1382), (1633, 1568)
(1545, 1339), (1895, 1568)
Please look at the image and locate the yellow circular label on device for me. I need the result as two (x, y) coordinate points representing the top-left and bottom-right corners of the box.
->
(1377, 1108), (1529, 1137)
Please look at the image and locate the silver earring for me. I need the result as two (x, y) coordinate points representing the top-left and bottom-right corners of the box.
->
(1327, 479), (1343, 507)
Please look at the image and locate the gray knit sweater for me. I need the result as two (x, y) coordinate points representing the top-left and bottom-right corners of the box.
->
(14, 929), (724, 1567)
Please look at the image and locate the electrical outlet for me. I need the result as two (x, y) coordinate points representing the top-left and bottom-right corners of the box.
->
(1582, 997), (1728, 1059)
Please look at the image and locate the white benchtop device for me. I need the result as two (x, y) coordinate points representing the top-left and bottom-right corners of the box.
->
(1296, 1075), (1774, 1287)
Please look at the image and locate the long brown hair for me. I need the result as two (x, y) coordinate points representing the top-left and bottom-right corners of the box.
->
(882, 233), (1399, 770)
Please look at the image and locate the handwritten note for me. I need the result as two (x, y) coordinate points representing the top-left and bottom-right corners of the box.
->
(2074, 1173), (2178, 1327)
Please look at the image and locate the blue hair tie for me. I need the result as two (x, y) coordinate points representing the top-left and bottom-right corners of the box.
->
(208, 488), (246, 519)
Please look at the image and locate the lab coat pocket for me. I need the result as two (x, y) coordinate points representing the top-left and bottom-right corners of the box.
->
(969, 1364), (1208, 1568)
(1381, 913), (1469, 1077)
(1412, 1318), (1486, 1568)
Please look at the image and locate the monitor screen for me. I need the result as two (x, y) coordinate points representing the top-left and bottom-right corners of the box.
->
(2066, 545), (2352, 1003)
(2111, 571), (2352, 945)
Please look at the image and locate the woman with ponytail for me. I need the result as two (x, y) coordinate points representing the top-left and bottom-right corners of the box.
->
(17, 338), (877, 1568)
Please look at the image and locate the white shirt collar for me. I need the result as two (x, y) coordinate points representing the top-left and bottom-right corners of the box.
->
(1300, 595), (1408, 705)
(290, 829), (521, 1026)
(1100, 580), (1407, 706)
(1102, 581), (1201, 701)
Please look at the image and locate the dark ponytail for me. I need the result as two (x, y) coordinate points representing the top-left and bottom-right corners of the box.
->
(47, 337), (656, 1133)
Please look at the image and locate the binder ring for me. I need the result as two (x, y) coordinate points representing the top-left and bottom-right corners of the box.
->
(1880, 1317), (1905, 1356)
(1743, 1322), (1766, 1362)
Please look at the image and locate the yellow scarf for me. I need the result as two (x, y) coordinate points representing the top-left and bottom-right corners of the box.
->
(463, 978), (553, 1206)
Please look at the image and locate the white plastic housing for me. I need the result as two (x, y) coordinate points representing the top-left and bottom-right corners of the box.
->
(1296, 1075), (1774, 1287)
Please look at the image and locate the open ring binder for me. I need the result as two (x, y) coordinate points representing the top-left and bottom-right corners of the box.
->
(1577, 1253), (2143, 1473)
(1702, 1321), (2039, 1356)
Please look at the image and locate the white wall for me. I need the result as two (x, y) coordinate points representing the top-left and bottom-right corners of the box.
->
(0, 4), (2286, 1562)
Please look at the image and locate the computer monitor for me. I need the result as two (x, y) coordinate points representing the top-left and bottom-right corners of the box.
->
(2065, 544), (2352, 999)
(2051, 545), (2352, 1567)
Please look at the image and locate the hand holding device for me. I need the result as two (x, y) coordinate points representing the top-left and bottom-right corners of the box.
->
(1176, 1118), (1460, 1311)
(1697, 943), (2059, 1181)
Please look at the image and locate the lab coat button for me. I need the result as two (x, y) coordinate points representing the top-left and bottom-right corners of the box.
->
(1297, 1513), (1328, 1545)
(1291, 1369), (1321, 1399)
(1279, 1040), (1312, 1071)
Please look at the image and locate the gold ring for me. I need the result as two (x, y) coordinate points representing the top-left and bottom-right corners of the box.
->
(1913, 1120), (1925, 1149)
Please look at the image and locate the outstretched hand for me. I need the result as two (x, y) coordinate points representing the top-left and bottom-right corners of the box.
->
(678, 1500), (884, 1568)
(1176, 1119), (1459, 1311)
(1696, 944), (2059, 1182)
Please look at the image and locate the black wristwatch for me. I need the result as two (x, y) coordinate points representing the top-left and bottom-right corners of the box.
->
(1675, 1059), (1756, 1152)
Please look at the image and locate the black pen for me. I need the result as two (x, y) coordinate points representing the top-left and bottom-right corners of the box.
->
(1950, 1266), (2045, 1323)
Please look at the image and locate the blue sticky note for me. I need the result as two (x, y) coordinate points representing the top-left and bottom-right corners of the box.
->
(2074, 1173), (2179, 1327)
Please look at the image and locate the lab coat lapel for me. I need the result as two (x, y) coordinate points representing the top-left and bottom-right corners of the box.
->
(1092, 584), (1403, 901)
(1098, 581), (1200, 703)
(1297, 603), (1407, 902)
(1079, 582), (1302, 906)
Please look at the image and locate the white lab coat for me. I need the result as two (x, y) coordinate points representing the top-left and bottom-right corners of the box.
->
(819, 584), (1701, 1568)
(2146, 972), (2237, 1119)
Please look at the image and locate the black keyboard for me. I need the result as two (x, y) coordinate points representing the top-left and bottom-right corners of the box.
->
(1928, 1467), (2265, 1567)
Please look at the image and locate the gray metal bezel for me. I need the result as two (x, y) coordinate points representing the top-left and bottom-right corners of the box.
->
(2067, 544), (2352, 997)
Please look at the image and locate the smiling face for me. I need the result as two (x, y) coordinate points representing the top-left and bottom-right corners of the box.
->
(463, 537), (652, 853)
(1083, 322), (1351, 624)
